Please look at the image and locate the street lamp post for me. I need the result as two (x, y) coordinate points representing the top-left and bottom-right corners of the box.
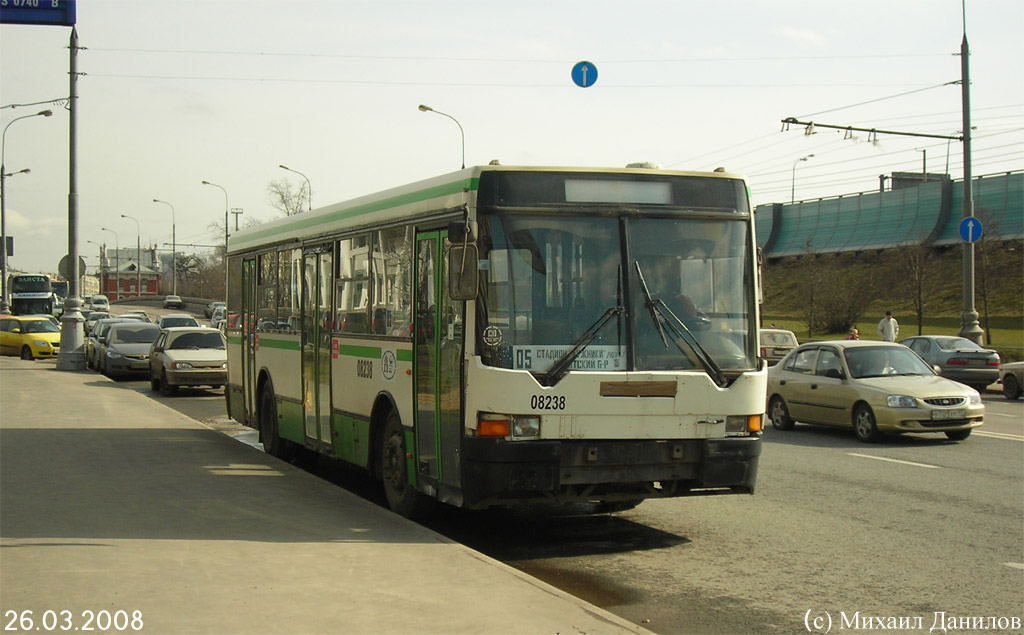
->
(121, 214), (141, 298)
(101, 227), (119, 300)
(791, 154), (815, 204)
(152, 199), (176, 295)
(278, 165), (312, 211)
(201, 180), (229, 299)
(418, 104), (465, 169)
(1, 109), (53, 312)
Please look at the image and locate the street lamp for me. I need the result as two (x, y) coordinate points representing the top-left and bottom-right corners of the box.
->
(121, 214), (141, 298)
(101, 227), (119, 300)
(278, 164), (312, 211)
(1, 108), (53, 312)
(791, 153), (815, 204)
(152, 198), (176, 295)
(418, 104), (465, 169)
(201, 180), (229, 298)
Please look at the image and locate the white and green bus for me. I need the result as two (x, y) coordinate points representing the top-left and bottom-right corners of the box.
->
(226, 164), (765, 517)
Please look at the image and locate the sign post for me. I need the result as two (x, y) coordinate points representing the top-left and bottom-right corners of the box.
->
(3, 0), (85, 369)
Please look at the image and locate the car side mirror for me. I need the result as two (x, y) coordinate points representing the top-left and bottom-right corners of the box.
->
(933, 365), (942, 375)
(825, 368), (845, 380)
(11, 328), (21, 334)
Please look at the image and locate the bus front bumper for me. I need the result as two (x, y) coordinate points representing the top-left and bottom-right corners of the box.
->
(460, 435), (761, 509)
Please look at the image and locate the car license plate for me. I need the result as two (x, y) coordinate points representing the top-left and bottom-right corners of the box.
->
(931, 408), (965, 420)
(132, 362), (147, 370)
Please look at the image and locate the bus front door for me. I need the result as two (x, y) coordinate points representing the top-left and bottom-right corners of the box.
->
(241, 258), (257, 425)
(302, 247), (333, 450)
(414, 231), (464, 499)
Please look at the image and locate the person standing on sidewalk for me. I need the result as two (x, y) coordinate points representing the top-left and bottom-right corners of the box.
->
(877, 311), (899, 342)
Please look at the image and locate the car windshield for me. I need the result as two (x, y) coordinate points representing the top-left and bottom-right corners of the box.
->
(161, 317), (197, 328)
(475, 213), (756, 374)
(23, 320), (59, 334)
(762, 331), (797, 346)
(112, 326), (160, 344)
(168, 332), (225, 350)
(845, 346), (934, 379)
(935, 337), (984, 351)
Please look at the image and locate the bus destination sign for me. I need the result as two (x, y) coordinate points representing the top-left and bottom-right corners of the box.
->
(0, 0), (77, 27)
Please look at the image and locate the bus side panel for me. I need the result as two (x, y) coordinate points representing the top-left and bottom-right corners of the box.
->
(330, 335), (415, 465)
(226, 333), (245, 424)
(254, 333), (304, 444)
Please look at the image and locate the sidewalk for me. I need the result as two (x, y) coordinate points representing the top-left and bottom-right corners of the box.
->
(0, 357), (647, 634)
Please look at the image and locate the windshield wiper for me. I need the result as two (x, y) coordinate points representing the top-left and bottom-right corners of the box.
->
(534, 306), (624, 388)
(634, 261), (726, 387)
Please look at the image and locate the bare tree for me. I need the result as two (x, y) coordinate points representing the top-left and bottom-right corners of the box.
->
(897, 244), (940, 336)
(267, 178), (308, 217)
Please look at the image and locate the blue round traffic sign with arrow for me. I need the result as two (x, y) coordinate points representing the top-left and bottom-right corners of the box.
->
(571, 61), (598, 88)
(959, 217), (983, 243)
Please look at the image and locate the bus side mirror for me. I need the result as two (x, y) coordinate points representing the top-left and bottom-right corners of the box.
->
(448, 243), (478, 301)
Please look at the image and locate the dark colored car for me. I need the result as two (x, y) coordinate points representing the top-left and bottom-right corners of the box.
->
(86, 316), (144, 370)
(901, 335), (1000, 392)
(100, 322), (161, 378)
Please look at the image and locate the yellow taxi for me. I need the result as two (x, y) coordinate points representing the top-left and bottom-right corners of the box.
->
(0, 315), (61, 360)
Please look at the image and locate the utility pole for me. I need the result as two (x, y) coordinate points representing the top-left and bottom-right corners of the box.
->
(957, 11), (983, 344)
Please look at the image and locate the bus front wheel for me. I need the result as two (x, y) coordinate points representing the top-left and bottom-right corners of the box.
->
(380, 411), (435, 519)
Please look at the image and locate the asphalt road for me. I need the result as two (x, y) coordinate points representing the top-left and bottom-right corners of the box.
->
(111, 350), (1022, 635)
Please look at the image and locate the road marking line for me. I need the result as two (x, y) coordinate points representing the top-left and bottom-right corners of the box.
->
(1004, 563), (1024, 570)
(974, 431), (1024, 442)
(988, 412), (1023, 419)
(848, 453), (940, 469)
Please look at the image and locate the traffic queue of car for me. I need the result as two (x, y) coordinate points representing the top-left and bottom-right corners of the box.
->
(0, 294), (227, 396)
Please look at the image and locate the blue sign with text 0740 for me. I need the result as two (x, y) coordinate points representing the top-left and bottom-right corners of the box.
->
(0, 0), (77, 26)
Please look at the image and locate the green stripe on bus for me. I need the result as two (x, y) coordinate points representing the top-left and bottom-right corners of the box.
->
(338, 344), (381, 359)
(232, 177), (479, 247)
(258, 337), (301, 351)
(396, 349), (413, 363)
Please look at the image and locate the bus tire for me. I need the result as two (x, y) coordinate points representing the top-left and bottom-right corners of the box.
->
(259, 382), (291, 461)
(381, 410), (435, 519)
(20, 346), (34, 361)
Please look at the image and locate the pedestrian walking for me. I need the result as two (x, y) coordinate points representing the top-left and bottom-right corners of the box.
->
(847, 328), (860, 340)
(877, 311), (899, 342)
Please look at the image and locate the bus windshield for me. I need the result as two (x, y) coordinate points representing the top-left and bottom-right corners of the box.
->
(11, 275), (50, 293)
(475, 213), (756, 374)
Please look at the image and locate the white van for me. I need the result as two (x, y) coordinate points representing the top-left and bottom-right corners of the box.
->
(89, 295), (110, 311)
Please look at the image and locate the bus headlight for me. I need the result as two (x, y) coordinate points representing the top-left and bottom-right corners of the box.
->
(512, 415), (540, 437)
(726, 414), (762, 435)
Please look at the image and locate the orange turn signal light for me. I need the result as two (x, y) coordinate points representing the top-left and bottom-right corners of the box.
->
(478, 417), (510, 437)
(748, 414), (763, 432)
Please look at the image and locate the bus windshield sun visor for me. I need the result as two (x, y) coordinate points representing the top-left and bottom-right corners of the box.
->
(634, 261), (726, 387)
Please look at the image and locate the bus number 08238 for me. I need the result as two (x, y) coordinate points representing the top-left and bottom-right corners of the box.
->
(530, 395), (565, 410)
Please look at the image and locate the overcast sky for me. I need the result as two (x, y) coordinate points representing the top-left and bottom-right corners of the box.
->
(2, 0), (1022, 277)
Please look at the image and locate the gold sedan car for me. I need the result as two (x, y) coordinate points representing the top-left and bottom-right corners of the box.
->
(767, 340), (983, 442)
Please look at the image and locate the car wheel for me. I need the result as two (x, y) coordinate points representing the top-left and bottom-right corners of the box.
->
(159, 372), (178, 396)
(852, 404), (882, 443)
(381, 410), (435, 519)
(20, 346), (34, 361)
(769, 395), (794, 430)
(1003, 374), (1022, 400)
(945, 429), (971, 441)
